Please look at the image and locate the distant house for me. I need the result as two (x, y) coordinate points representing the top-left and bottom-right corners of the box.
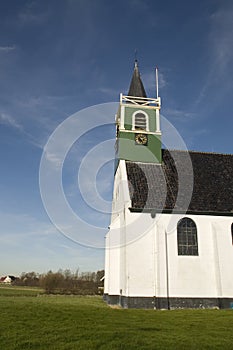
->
(0, 275), (16, 284)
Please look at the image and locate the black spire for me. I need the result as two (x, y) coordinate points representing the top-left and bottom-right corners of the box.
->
(128, 60), (147, 98)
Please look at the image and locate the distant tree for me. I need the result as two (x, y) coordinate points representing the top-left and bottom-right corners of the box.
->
(16, 268), (105, 295)
(16, 271), (39, 287)
(40, 271), (65, 293)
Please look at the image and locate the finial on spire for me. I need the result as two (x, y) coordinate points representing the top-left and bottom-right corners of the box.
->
(134, 50), (139, 69)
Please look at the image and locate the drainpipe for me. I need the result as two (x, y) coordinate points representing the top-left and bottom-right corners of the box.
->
(152, 214), (156, 309)
(165, 230), (170, 310)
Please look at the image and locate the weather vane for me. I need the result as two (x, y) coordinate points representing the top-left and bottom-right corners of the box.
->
(134, 49), (138, 62)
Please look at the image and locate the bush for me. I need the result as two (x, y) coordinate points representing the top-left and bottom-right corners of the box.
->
(39, 269), (104, 295)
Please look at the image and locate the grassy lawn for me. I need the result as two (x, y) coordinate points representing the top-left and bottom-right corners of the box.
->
(1, 287), (233, 349)
(0, 285), (43, 296)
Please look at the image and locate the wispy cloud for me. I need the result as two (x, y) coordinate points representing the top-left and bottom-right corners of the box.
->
(163, 108), (196, 122)
(0, 46), (16, 53)
(209, 8), (233, 70)
(0, 112), (23, 131)
(0, 211), (82, 274)
(97, 87), (119, 97)
(44, 151), (63, 168)
(0, 212), (59, 246)
(0, 112), (45, 149)
(18, 2), (49, 24)
(142, 69), (167, 95)
(195, 4), (233, 106)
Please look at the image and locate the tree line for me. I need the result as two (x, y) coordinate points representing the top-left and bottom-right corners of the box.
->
(14, 269), (104, 295)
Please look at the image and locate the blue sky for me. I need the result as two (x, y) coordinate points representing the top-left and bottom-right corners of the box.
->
(1, 0), (233, 276)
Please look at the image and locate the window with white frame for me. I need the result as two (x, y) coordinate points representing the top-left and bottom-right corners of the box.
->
(177, 217), (198, 256)
(132, 111), (149, 131)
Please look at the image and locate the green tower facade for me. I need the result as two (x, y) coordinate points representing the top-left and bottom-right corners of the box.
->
(115, 61), (162, 163)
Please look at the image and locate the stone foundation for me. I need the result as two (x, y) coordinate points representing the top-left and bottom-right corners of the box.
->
(103, 294), (233, 309)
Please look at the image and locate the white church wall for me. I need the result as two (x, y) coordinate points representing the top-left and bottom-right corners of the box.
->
(104, 233), (110, 294)
(212, 220), (233, 297)
(106, 229), (121, 295)
(165, 214), (216, 297)
(117, 212), (233, 300)
(104, 160), (131, 296)
(156, 214), (233, 298)
(123, 211), (155, 297)
(153, 217), (169, 298)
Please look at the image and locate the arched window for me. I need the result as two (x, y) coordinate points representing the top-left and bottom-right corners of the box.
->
(132, 111), (149, 131)
(177, 217), (198, 256)
(231, 223), (233, 245)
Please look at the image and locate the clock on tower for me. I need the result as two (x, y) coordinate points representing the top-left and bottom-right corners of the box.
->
(115, 60), (162, 164)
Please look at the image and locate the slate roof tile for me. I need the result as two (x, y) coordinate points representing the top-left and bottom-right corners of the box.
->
(126, 149), (233, 213)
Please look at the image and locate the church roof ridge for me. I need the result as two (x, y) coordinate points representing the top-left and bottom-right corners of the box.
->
(162, 148), (233, 157)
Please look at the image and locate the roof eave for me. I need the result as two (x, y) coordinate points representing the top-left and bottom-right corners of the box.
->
(129, 208), (233, 217)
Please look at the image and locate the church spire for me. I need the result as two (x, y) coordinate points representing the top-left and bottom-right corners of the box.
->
(128, 60), (147, 98)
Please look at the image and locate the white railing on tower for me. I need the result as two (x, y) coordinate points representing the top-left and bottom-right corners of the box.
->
(120, 94), (161, 108)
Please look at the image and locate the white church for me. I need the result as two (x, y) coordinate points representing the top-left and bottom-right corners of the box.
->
(104, 61), (233, 309)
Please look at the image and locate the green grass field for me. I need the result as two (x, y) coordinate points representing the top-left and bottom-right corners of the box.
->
(1, 286), (233, 349)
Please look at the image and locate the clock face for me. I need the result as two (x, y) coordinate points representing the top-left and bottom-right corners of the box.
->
(135, 133), (148, 145)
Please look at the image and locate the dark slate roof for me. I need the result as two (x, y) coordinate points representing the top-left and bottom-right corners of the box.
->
(126, 149), (233, 214)
(128, 60), (147, 98)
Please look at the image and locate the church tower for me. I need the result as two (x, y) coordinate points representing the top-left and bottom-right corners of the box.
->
(115, 60), (162, 164)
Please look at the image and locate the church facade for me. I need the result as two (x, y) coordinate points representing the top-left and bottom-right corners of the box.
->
(104, 61), (233, 309)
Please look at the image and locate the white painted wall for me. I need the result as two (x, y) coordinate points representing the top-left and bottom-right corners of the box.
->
(104, 160), (131, 296)
(105, 161), (233, 300)
(162, 214), (233, 298)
